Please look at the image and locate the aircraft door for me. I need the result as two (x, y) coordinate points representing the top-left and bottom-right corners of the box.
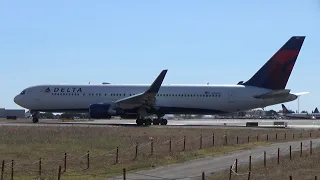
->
(228, 91), (235, 103)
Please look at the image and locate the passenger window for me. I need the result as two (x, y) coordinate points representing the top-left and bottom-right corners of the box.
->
(20, 90), (25, 95)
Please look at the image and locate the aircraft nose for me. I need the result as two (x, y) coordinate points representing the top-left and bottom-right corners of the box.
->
(14, 95), (21, 105)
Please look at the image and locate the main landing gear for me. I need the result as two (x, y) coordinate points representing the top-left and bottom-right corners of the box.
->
(31, 111), (39, 123)
(136, 117), (168, 126)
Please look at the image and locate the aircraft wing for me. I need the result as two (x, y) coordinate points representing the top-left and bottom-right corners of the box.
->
(112, 70), (168, 110)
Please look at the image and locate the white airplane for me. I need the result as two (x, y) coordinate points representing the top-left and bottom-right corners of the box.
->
(14, 36), (308, 126)
(281, 104), (319, 119)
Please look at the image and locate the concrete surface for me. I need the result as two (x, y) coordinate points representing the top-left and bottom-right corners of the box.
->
(1, 118), (320, 129)
(109, 138), (320, 180)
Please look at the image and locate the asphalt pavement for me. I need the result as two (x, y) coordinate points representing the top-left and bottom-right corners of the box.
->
(108, 138), (320, 180)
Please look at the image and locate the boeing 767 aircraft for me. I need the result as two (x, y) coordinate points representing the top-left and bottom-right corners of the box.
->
(14, 36), (308, 126)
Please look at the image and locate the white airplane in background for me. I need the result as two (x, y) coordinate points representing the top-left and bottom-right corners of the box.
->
(14, 36), (308, 126)
(281, 104), (319, 119)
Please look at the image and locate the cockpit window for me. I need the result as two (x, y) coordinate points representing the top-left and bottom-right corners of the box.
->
(20, 90), (25, 95)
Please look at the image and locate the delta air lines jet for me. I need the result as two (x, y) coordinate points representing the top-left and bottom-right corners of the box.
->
(14, 36), (308, 126)
(281, 104), (319, 119)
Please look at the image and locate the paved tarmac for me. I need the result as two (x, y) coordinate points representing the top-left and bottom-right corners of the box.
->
(1, 118), (320, 129)
(109, 138), (320, 180)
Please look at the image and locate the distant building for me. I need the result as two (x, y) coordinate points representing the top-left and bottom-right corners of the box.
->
(0, 108), (5, 118)
(0, 108), (25, 119)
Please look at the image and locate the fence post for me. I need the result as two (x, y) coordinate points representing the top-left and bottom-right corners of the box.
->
(64, 153), (67, 172)
(267, 134), (268, 141)
(11, 160), (13, 180)
(276, 133), (278, 140)
(225, 134), (228, 145)
(229, 166), (232, 180)
(39, 158), (42, 177)
(315, 176), (317, 180)
(249, 155), (251, 172)
(290, 145), (292, 160)
(116, 147), (119, 163)
(289, 175), (292, 180)
(58, 165), (62, 180)
(310, 132), (312, 138)
(248, 136), (250, 143)
(293, 133), (295, 139)
(169, 138), (172, 153)
(310, 141), (313, 155)
(183, 136), (186, 151)
(277, 148), (280, 165)
(235, 159), (238, 173)
(87, 151), (90, 169)
(300, 142), (303, 157)
(248, 171), (251, 180)
(151, 139), (154, 155)
(264, 151), (266, 168)
(1, 160), (4, 180)
(134, 142), (138, 160)
(200, 134), (203, 149)
(285, 133), (287, 140)
(202, 171), (205, 180)
(123, 168), (126, 180)
(212, 133), (215, 146)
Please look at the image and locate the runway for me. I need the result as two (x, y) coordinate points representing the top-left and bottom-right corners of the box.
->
(1, 118), (320, 129)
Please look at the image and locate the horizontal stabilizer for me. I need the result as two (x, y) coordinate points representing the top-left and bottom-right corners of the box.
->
(291, 92), (310, 96)
(253, 89), (291, 99)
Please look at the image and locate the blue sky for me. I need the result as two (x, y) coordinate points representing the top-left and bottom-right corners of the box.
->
(1, 0), (319, 112)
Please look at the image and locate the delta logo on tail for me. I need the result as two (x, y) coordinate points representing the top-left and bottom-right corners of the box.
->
(243, 36), (305, 90)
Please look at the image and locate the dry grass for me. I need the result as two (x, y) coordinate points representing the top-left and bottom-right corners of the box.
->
(0, 126), (319, 180)
(210, 141), (320, 180)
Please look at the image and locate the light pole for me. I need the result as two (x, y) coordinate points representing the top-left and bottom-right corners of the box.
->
(298, 96), (300, 113)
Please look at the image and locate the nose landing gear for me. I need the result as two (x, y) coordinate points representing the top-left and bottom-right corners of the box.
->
(31, 111), (39, 123)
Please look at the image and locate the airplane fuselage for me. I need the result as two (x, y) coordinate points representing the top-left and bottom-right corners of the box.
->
(283, 113), (320, 119)
(14, 84), (297, 115)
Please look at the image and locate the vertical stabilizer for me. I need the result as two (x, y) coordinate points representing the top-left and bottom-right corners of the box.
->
(243, 36), (305, 90)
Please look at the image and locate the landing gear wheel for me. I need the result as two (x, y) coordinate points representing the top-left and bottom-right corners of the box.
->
(136, 118), (144, 126)
(32, 117), (39, 123)
(153, 118), (160, 125)
(145, 118), (152, 126)
(160, 118), (168, 125)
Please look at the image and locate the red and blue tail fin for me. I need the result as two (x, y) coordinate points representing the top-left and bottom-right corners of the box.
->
(243, 36), (305, 90)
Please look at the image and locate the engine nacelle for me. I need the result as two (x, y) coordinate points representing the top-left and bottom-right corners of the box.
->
(89, 103), (118, 119)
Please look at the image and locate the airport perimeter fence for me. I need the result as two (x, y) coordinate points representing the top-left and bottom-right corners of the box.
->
(1, 130), (320, 179)
(227, 138), (320, 180)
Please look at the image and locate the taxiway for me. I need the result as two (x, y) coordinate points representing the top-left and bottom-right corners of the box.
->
(0, 118), (320, 129)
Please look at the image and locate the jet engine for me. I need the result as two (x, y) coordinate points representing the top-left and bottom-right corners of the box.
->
(89, 103), (118, 119)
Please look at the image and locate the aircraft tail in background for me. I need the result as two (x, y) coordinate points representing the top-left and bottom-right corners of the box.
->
(281, 104), (294, 114)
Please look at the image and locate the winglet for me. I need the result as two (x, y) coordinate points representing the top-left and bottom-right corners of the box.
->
(145, 69), (168, 94)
